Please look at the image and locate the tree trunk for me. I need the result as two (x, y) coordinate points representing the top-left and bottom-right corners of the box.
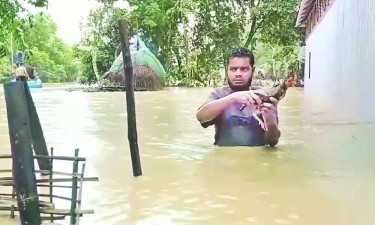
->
(92, 49), (101, 84)
(172, 47), (183, 78)
(244, 16), (257, 48)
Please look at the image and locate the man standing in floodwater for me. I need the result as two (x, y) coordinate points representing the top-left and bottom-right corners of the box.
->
(15, 63), (29, 81)
(196, 48), (280, 146)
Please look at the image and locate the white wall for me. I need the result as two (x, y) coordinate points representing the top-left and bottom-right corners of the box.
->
(304, 0), (375, 123)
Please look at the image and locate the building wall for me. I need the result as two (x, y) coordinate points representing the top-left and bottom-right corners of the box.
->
(304, 0), (375, 122)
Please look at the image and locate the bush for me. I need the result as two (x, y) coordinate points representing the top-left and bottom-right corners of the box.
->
(0, 71), (13, 84)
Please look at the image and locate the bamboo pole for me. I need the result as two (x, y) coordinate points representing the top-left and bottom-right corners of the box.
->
(4, 81), (41, 225)
(118, 19), (142, 176)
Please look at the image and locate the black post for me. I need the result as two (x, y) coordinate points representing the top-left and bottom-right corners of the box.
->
(23, 82), (51, 170)
(4, 82), (41, 225)
(49, 147), (54, 223)
(70, 149), (79, 225)
(118, 19), (142, 176)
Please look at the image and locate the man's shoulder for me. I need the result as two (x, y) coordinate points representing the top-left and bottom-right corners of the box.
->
(210, 86), (232, 98)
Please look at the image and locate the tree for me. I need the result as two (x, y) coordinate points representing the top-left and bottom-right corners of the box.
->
(23, 13), (79, 82)
(128, 0), (301, 85)
(79, 0), (301, 86)
(0, 0), (79, 83)
(0, 0), (48, 81)
(76, 5), (119, 85)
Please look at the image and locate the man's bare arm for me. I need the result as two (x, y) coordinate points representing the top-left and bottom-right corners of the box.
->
(261, 98), (280, 146)
(197, 90), (266, 123)
(196, 95), (234, 123)
(264, 123), (280, 147)
(24, 67), (29, 79)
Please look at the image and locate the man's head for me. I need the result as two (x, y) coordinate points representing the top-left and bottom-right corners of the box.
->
(227, 48), (255, 91)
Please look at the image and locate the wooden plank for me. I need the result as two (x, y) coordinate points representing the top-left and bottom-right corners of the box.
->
(36, 177), (99, 183)
(40, 215), (66, 221)
(1, 154), (86, 162)
(0, 193), (13, 196)
(34, 155), (86, 162)
(0, 197), (52, 208)
(41, 208), (94, 215)
(0, 206), (94, 215)
(35, 170), (75, 176)
(0, 154), (12, 159)
(39, 194), (72, 201)
(37, 184), (73, 188)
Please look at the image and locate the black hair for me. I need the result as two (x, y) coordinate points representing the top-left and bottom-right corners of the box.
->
(227, 48), (255, 68)
(226, 48), (255, 91)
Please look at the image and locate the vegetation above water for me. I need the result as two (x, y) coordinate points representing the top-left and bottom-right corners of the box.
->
(1, 0), (302, 86)
(0, 0), (78, 83)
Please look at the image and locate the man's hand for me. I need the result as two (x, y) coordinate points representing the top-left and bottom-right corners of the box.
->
(261, 97), (280, 146)
(196, 89), (266, 123)
(229, 89), (266, 108)
(261, 97), (278, 128)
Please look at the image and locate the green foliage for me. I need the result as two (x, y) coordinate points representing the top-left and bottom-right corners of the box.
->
(24, 13), (78, 82)
(256, 0), (301, 46)
(78, 0), (302, 86)
(127, 0), (302, 86)
(256, 43), (299, 80)
(0, 0), (22, 32)
(73, 46), (97, 85)
(28, 0), (48, 7)
(0, 58), (13, 83)
(0, 0), (27, 58)
(0, 1), (78, 83)
(27, 48), (68, 82)
(76, 5), (119, 85)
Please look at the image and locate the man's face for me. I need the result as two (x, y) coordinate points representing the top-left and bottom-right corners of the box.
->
(227, 56), (253, 89)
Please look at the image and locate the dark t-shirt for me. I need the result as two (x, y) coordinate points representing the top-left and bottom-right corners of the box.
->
(200, 86), (265, 146)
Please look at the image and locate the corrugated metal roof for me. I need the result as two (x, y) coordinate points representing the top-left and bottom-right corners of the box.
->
(295, 0), (316, 27)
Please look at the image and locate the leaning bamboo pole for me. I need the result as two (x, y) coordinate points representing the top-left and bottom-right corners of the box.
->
(4, 81), (41, 225)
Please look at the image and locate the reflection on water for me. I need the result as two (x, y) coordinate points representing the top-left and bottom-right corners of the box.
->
(0, 84), (375, 225)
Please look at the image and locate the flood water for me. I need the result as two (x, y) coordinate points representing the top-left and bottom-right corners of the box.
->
(0, 84), (374, 225)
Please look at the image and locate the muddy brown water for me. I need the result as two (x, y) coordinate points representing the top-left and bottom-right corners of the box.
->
(0, 84), (374, 225)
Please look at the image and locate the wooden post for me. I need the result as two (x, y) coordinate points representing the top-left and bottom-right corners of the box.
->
(118, 19), (142, 176)
(4, 81), (41, 225)
(23, 82), (51, 171)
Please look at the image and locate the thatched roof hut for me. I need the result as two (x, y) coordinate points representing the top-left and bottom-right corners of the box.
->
(103, 38), (165, 91)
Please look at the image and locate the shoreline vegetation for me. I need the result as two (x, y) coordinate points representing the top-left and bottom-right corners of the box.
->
(1, 1), (302, 90)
